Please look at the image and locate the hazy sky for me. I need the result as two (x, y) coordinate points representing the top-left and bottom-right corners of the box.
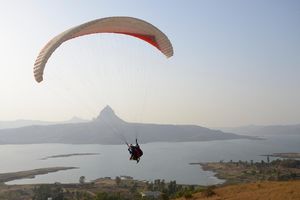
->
(0, 0), (299, 127)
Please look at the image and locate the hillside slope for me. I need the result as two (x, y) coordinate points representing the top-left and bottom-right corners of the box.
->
(176, 181), (300, 200)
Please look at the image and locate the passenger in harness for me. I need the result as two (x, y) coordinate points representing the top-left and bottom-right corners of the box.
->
(128, 139), (143, 163)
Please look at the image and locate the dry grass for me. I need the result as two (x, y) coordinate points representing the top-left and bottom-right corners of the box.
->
(175, 180), (300, 200)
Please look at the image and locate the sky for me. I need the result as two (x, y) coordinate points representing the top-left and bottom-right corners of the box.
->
(0, 0), (299, 127)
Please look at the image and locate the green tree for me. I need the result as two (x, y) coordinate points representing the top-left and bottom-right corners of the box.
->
(160, 179), (166, 191)
(95, 192), (108, 200)
(130, 182), (138, 193)
(33, 184), (63, 200)
(161, 193), (169, 200)
(79, 176), (86, 184)
(147, 182), (154, 191)
(168, 181), (177, 195)
(115, 176), (121, 186)
(95, 192), (125, 200)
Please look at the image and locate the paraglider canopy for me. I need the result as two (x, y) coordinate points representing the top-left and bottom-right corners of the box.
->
(33, 16), (174, 83)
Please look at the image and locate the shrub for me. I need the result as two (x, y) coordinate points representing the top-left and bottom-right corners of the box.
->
(184, 191), (193, 199)
(202, 186), (216, 197)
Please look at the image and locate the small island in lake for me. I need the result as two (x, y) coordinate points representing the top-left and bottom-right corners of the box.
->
(40, 153), (100, 160)
(0, 167), (78, 183)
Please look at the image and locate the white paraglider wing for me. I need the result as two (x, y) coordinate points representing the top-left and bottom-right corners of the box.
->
(34, 16), (173, 83)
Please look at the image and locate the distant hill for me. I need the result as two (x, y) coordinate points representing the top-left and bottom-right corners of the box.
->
(0, 106), (255, 144)
(220, 124), (300, 136)
(0, 117), (88, 130)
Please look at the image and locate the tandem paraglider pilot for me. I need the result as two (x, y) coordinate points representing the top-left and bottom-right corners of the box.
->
(128, 139), (143, 163)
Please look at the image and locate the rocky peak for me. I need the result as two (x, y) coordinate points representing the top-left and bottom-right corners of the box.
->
(95, 105), (124, 123)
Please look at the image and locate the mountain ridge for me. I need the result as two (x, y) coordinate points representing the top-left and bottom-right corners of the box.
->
(0, 106), (256, 144)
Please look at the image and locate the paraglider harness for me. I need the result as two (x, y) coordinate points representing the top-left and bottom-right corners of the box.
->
(127, 139), (143, 163)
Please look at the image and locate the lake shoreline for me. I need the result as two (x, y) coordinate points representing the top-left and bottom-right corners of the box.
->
(1, 167), (78, 183)
(191, 158), (300, 185)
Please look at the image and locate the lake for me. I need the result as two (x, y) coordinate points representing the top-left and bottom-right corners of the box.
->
(1, 134), (299, 185)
